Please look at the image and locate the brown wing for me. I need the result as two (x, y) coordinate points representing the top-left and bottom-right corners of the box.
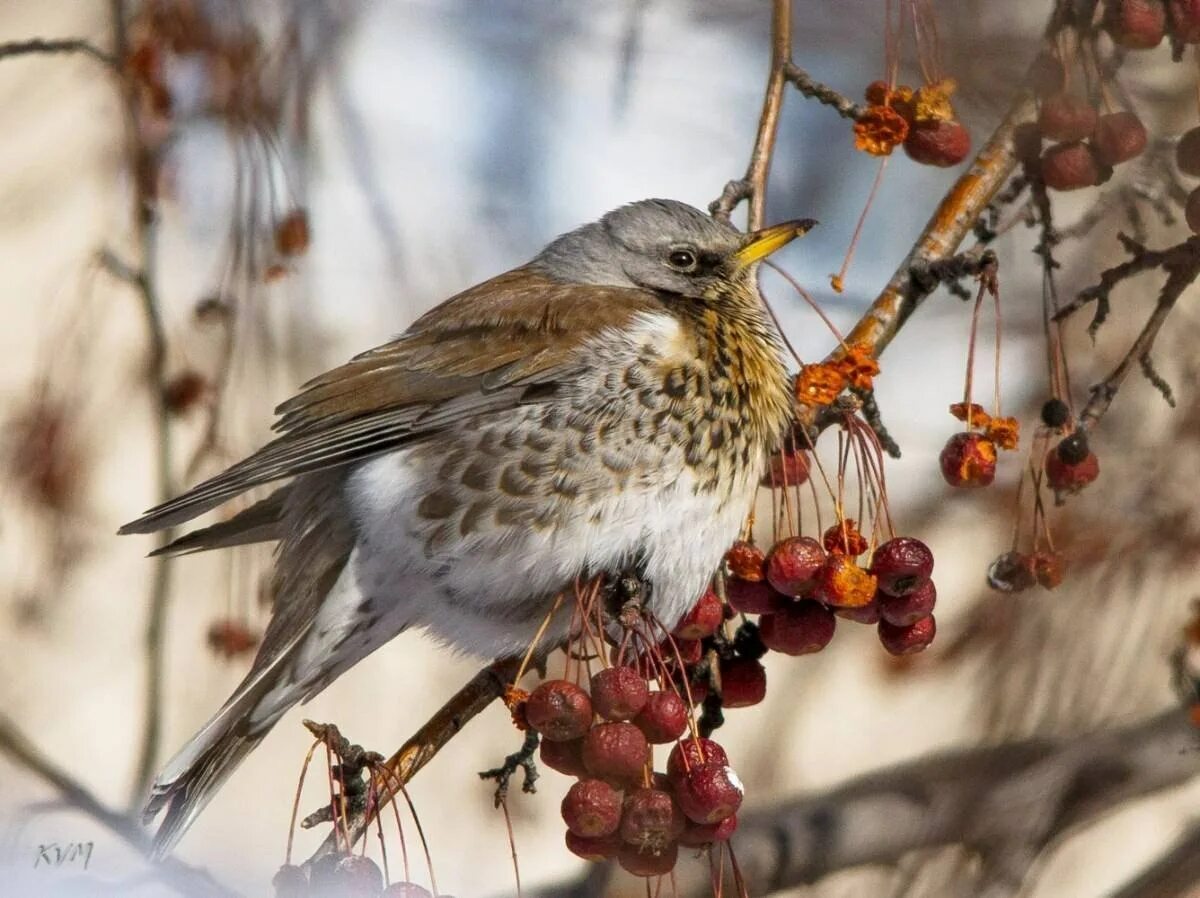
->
(120, 268), (665, 534)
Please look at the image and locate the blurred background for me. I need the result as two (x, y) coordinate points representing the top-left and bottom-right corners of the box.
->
(1, 1), (1198, 896)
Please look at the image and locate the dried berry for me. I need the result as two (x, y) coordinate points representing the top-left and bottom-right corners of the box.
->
(726, 540), (766, 581)
(765, 536), (826, 597)
(726, 577), (787, 615)
(275, 208), (310, 256)
(272, 864), (308, 898)
(1177, 126), (1200, 176)
(539, 736), (588, 777)
(939, 432), (998, 488)
(1032, 550), (1066, 589)
(582, 722), (649, 784)
(878, 615), (937, 655)
(620, 788), (686, 851)
(988, 551), (1037, 593)
(334, 855), (383, 896)
(1106, 0), (1167, 48)
(634, 691), (689, 743)
(1045, 446), (1100, 494)
(1040, 141), (1102, 191)
(1037, 94), (1098, 142)
(878, 580), (937, 626)
(667, 739), (729, 783)
(618, 841), (678, 877)
(1056, 431), (1090, 465)
(716, 657), (766, 708)
(565, 829), (622, 862)
(590, 667), (649, 722)
(758, 600), (836, 655)
(869, 537), (935, 596)
(1169, 0), (1200, 41)
(904, 119), (971, 167)
(206, 618), (260, 659)
(1041, 397), (1070, 428)
(679, 813), (738, 847)
(1092, 111), (1148, 165)
(673, 588), (724, 639)
(526, 680), (593, 742)
(676, 764), (745, 824)
(761, 448), (811, 487)
(561, 778), (623, 838)
(836, 601), (881, 624)
(812, 554), (878, 608)
(822, 519), (868, 556)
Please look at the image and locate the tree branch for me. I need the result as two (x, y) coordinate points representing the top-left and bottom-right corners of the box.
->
(0, 37), (117, 68)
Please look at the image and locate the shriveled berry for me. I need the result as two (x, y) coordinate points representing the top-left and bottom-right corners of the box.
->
(1032, 550), (1066, 589)
(673, 588), (724, 639)
(836, 600), (881, 624)
(1093, 111), (1148, 165)
(812, 554), (878, 608)
(565, 829), (621, 862)
(765, 536), (826, 596)
(758, 600), (836, 655)
(539, 736), (588, 777)
(667, 738), (729, 783)
(726, 577), (787, 615)
(823, 519), (868, 556)
(380, 883), (433, 898)
(1040, 141), (1102, 191)
(618, 841), (678, 877)
(525, 680), (593, 742)
(864, 79), (891, 105)
(1106, 0), (1167, 48)
(878, 615), (937, 655)
(634, 691), (689, 743)
(1038, 94), (1098, 142)
(1056, 431), (1090, 465)
(562, 778), (623, 837)
(717, 657), (766, 708)
(272, 864), (308, 898)
(878, 580), (937, 626)
(939, 432), (997, 487)
(1045, 446), (1100, 494)
(590, 667), (649, 722)
(1187, 186), (1200, 234)
(761, 447), (811, 487)
(1177, 126), (1200, 176)
(582, 722), (649, 784)
(988, 551), (1037, 593)
(726, 540), (766, 581)
(904, 120), (971, 167)
(1169, 0), (1200, 42)
(676, 764), (744, 824)
(1041, 397), (1070, 428)
(335, 855), (383, 896)
(679, 813), (738, 847)
(870, 537), (935, 596)
(620, 788), (686, 850)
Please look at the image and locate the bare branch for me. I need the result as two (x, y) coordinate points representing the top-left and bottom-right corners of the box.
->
(781, 61), (863, 121)
(0, 37), (117, 68)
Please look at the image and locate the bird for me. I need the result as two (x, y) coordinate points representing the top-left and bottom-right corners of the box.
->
(120, 198), (814, 857)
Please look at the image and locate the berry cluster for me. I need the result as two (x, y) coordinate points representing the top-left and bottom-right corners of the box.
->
(855, 79), (971, 167)
(273, 854), (445, 898)
(522, 673), (741, 877)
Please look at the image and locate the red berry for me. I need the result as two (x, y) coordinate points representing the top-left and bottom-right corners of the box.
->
(1177, 126), (1200, 176)
(275, 208), (311, 256)
(634, 691), (689, 743)
(676, 764), (744, 824)
(726, 577), (787, 614)
(758, 600), (836, 655)
(619, 788), (686, 851)
(561, 778), (623, 838)
(939, 432), (998, 487)
(988, 551), (1037, 593)
(590, 667), (649, 722)
(878, 580), (937, 626)
(869, 537), (934, 596)
(667, 738), (730, 783)
(812, 554), (878, 608)
(673, 588), (724, 639)
(1169, 0), (1200, 41)
(718, 657), (767, 708)
(525, 680), (593, 742)
(381, 884), (433, 898)
(822, 519), (868, 556)
(765, 536), (826, 596)
(1092, 111), (1148, 165)
(761, 448), (811, 487)
(618, 841), (678, 877)
(1107, 0), (1167, 48)
(726, 540), (766, 581)
(1187, 186), (1200, 235)
(1044, 446), (1100, 494)
(1037, 94), (1099, 142)
(539, 736), (588, 777)
(334, 855), (383, 895)
(878, 615), (937, 655)
(1031, 550), (1066, 589)
(1041, 141), (1104, 191)
(904, 119), (971, 167)
(679, 813), (738, 847)
(565, 829), (621, 862)
(582, 722), (649, 784)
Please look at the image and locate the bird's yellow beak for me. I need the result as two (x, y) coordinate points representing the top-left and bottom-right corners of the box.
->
(733, 218), (818, 269)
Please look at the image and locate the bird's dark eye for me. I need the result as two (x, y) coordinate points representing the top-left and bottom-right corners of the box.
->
(667, 248), (697, 271)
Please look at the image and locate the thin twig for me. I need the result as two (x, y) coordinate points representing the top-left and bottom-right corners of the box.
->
(781, 61), (863, 120)
(0, 37), (118, 68)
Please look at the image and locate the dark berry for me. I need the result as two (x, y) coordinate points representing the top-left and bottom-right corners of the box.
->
(618, 841), (678, 877)
(561, 778), (623, 838)
(878, 615), (937, 655)
(733, 619), (767, 660)
(525, 680), (593, 742)
(878, 580), (937, 626)
(988, 551), (1036, 593)
(1045, 446), (1100, 494)
(539, 736), (588, 777)
(758, 600), (836, 655)
(1169, 0), (1200, 42)
(869, 537), (934, 596)
(1056, 431), (1090, 465)
(726, 577), (787, 614)
(1041, 398), (1070, 428)
(1177, 126), (1200, 176)
(679, 813), (738, 847)
(1188, 186), (1200, 235)
(718, 657), (766, 708)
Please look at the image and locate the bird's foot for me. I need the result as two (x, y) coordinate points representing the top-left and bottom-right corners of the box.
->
(478, 728), (540, 808)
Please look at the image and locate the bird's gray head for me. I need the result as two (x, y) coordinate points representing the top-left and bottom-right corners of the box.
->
(532, 199), (815, 298)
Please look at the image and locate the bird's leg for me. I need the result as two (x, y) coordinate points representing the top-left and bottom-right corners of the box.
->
(299, 721), (384, 828)
(478, 728), (540, 808)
